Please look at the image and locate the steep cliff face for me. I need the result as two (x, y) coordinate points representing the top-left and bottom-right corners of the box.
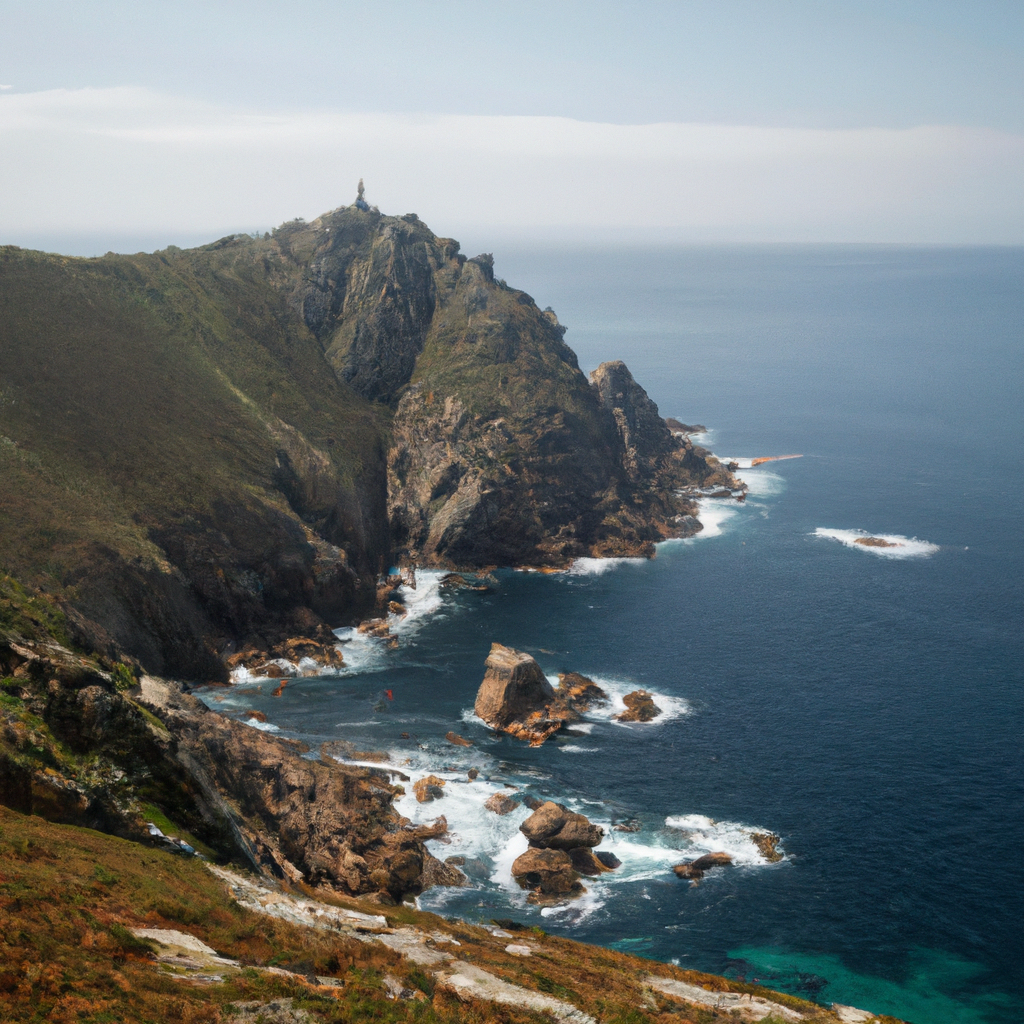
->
(0, 199), (739, 676)
(289, 210), (457, 404)
(384, 246), (740, 565)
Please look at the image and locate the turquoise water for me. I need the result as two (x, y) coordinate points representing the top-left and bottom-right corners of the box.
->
(210, 246), (1024, 1023)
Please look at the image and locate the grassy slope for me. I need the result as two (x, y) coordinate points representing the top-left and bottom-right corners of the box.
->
(0, 807), (896, 1024)
(0, 239), (388, 677)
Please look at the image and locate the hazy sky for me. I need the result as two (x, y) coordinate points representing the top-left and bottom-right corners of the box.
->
(2, 1), (1022, 250)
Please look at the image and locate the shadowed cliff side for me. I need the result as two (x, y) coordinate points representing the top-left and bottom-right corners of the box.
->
(0, 232), (391, 679)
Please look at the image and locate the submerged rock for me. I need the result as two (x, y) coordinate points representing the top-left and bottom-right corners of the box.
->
(484, 792), (520, 816)
(615, 690), (662, 723)
(673, 851), (733, 880)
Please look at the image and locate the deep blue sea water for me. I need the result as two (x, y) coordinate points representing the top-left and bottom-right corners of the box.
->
(208, 246), (1024, 1023)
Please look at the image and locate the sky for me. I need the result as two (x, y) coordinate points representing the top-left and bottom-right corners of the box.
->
(1, 0), (1022, 251)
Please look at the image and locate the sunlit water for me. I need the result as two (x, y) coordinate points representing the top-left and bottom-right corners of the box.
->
(202, 246), (1024, 1023)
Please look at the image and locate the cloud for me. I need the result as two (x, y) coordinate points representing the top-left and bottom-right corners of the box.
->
(1, 87), (1022, 243)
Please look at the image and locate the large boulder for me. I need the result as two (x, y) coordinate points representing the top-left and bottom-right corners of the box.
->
(520, 801), (603, 851)
(474, 646), (611, 745)
(474, 644), (558, 744)
(511, 847), (582, 897)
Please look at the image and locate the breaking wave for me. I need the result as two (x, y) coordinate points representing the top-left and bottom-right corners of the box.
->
(814, 528), (939, 559)
(567, 556), (646, 575)
(664, 814), (781, 866)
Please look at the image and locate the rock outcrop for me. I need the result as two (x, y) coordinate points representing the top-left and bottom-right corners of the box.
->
(511, 801), (617, 901)
(474, 643), (557, 743)
(520, 802), (604, 851)
(615, 690), (663, 722)
(484, 792), (520, 816)
(412, 775), (447, 803)
(130, 675), (457, 902)
(510, 847), (583, 901)
(1, 205), (742, 682)
(751, 831), (784, 862)
(673, 852), (733, 880)
(473, 644), (610, 745)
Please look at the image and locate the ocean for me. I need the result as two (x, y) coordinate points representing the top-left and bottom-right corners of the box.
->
(206, 245), (1024, 1023)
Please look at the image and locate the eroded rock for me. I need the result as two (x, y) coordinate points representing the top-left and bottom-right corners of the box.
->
(511, 847), (582, 897)
(474, 643), (561, 744)
(484, 792), (520, 816)
(520, 801), (603, 851)
(673, 851), (733, 879)
(615, 690), (662, 722)
(751, 831), (783, 862)
(413, 775), (446, 803)
(473, 646), (610, 745)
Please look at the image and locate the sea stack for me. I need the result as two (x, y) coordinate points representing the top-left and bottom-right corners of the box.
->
(474, 643), (560, 745)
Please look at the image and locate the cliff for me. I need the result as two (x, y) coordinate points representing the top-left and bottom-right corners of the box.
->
(0, 201), (739, 680)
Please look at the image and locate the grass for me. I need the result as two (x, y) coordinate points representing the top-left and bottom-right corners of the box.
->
(0, 237), (390, 678)
(0, 806), (884, 1024)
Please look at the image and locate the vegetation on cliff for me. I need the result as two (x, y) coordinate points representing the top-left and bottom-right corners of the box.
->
(0, 807), (902, 1024)
(1, 202), (738, 680)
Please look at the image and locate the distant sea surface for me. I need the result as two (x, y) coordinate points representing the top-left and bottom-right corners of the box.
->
(209, 246), (1024, 1024)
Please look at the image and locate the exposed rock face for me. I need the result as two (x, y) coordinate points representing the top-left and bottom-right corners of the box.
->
(473, 646), (610, 745)
(135, 676), (452, 902)
(615, 690), (662, 723)
(2, 205), (742, 682)
(510, 847), (583, 899)
(590, 361), (678, 482)
(520, 802), (604, 851)
(445, 730), (473, 747)
(474, 643), (556, 736)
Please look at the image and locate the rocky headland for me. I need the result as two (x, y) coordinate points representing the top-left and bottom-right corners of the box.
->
(1, 198), (740, 685)
(0, 199), (895, 1023)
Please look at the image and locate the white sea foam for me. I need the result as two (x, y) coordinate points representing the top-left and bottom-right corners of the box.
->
(664, 814), (781, 866)
(559, 745), (600, 753)
(814, 528), (939, 559)
(243, 719), (280, 733)
(665, 813), (715, 830)
(689, 497), (741, 539)
(330, 569), (448, 676)
(373, 731), (783, 927)
(567, 556), (646, 576)
(568, 674), (689, 726)
(739, 468), (785, 498)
